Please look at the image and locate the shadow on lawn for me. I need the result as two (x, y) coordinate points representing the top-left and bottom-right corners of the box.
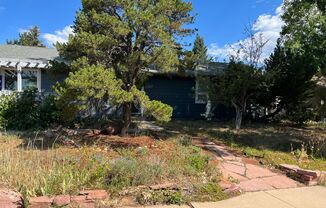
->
(15, 130), (160, 151)
(160, 121), (326, 154)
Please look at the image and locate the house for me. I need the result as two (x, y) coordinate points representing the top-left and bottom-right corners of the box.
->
(0, 45), (66, 95)
(143, 63), (233, 119)
(0, 45), (231, 119)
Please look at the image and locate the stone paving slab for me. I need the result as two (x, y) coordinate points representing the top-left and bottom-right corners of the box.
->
(220, 168), (249, 182)
(245, 164), (278, 179)
(261, 175), (298, 189)
(239, 178), (275, 192)
(221, 162), (246, 175)
(194, 139), (299, 192)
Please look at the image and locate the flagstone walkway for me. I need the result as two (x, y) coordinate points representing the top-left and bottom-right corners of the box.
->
(193, 139), (300, 192)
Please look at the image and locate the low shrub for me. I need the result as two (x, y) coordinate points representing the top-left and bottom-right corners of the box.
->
(187, 147), (210, 172)
(0, 90), (60, 131)
(107, 156), (164, 191)
(188, 182), (228, 202)
(178, 135), (193, 146)
(136, 190), (183, 205)
(0, 94), (15, 130)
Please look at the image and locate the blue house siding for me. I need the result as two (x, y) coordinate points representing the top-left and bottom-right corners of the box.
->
(144, 76), (206, 119)
(41, 70), (67, 92)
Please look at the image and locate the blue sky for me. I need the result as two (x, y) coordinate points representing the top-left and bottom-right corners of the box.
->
(0, 0), (284, 59)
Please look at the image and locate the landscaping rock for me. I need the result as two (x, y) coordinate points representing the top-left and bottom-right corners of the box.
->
(101, 121), (123, 135)
(218, 180), (233, 191)
(297, 169), (320, 179)
(0, 189), (24, 208)
(224, 184), (242, 196)
(80, 190), (109, 200)
(279, 164), (325, 186)
(71, 195), (87, 203)
(279, 164), (300, 172)
(29, 196), (53, 208)
(53, 195), (71, 207)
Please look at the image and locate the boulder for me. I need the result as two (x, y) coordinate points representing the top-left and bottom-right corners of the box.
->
(101, 121), (123, 135)
(0, 189), (24, 208)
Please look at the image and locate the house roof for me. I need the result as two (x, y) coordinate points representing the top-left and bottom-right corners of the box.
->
(0, 44), (227, 74)
(0, 45), (61, 69)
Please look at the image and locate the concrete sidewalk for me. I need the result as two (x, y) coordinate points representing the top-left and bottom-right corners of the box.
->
(140, 186), (326, 208)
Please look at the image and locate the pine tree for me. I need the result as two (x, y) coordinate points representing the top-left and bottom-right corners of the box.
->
(57, 0), (194, 135)
(7, 26), (45, 47)
(192, 34), (209, 65)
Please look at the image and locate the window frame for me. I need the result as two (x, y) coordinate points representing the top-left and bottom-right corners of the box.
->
(0, 67), (42, 93)
(195, 80), (208, 104)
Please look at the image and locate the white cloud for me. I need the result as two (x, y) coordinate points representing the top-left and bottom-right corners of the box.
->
(18, 28), (29, 33)
(208, 4), (284, 63)
(42, 25), (74, 47)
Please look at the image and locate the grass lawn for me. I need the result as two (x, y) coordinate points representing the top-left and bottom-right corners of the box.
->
(0, 132), (227, 206)
(161, 121), (326, 172)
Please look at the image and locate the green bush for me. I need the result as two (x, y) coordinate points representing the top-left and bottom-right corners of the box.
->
(5, 90), (41, 130)
(0, 94), (15, 130)
(39, 95), (60, 128)
(0, 90), (60, 131)
(186, 147), (210, 172)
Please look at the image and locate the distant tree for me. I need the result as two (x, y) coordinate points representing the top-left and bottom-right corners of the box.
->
(208, 30), (267, 129)
(264, 41), (316, 123)
(282, 0), (326, 75)
(193, 34), (209, 65)
(178, 34), (210, 71)
(57, 0), (194, 135)
(258, 0), (326, 123)
(209, 61), (263, 129)
(7, 26), (45, 47)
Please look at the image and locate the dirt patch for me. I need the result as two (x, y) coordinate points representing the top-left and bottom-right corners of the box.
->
(81, 135), (158, 149)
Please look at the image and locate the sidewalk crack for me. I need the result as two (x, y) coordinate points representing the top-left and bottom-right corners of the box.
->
(264, 191), (297, 208)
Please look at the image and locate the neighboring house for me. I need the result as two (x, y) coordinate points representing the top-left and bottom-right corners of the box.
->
(0, 45), (65, 95)
(0, 45), (231, 119)
(144, 63), (232, 119)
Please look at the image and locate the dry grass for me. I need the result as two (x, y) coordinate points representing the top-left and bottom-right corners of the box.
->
(0, 133), (225, 204)
(0, 134), (111, 198)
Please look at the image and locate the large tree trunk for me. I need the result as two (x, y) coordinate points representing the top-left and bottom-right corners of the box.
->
(121, 102), (132, 136)
(235, 106), (243, 130)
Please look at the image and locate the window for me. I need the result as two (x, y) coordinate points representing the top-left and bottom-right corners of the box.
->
(4, 69), (17, 91)
(195, 80), (208, 104)
(22, 69), (38, 90)
(1, 68), (41, 92)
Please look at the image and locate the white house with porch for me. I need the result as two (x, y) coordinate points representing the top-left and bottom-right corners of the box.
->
(0, 45), (64, 95)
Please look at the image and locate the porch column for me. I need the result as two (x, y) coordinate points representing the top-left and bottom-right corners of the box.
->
(37, 69), (42, 92)
(17, 63), (22, 91)
(1, 70), (4, 91)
